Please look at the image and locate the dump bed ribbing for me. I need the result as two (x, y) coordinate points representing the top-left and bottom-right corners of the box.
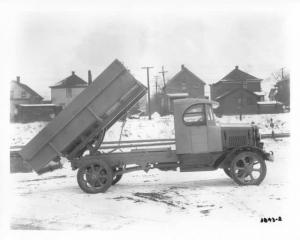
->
(19, 59), (147, 173)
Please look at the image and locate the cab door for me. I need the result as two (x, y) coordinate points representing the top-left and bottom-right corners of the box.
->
(174, 103), (208, 154)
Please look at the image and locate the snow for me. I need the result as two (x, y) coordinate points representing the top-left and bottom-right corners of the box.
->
(254, 91), (265, 96)
(9, 138), (290, 230)
(257, 101), (282, 105)
(10, 113), (289, 146)
(9, 113), (291, 230)
(215, 113), (289, 134)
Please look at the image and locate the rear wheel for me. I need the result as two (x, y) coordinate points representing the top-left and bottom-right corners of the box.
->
(230, 151), (266, 185)
(77, 158), (113, 193)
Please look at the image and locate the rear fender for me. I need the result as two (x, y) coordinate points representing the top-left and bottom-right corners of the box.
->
(214, 146), (270, 168)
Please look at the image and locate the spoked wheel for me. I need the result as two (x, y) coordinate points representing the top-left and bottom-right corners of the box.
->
(223, 168), (232, 178)
(230, 151), (266, 185)
(77, 159), (113, 193)
(112, 174), (122, 185)
(112, 165), (125, 185)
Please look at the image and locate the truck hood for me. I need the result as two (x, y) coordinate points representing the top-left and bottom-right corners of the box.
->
(219, 122), (253, 129)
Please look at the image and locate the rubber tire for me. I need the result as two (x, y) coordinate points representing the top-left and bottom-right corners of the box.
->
(77, 158), (113, 194)
(229, 151), (267, 186)
(112, 174), (123, 185)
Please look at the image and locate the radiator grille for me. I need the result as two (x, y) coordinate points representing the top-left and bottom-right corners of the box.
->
(228, 135), (247, 147)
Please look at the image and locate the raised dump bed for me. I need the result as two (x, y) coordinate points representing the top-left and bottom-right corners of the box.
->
(19, 59), (147, 173)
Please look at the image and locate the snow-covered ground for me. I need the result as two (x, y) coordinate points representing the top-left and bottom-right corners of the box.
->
(9, 113), (290, 230)
(10, 138), (289, 230)
(10, 113), (289, 146)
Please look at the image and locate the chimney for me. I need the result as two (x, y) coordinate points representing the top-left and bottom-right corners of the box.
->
(235, 66), (239, 70)
(72, 71), (75, 75)
(16, 76), (20, 83)
(88, 70), (92, 85)
(181, 64), (185, 70)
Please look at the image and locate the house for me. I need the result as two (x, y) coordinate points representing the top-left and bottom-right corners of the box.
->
(210, 66), (265, 115)
(274, 78), (290, 107)
(153, 65), (206, 115)
(50, 71), (88, 107)
(10, 76), (43, 121)
(166, 64), (206, 98)
(257, 101), (284, 114)
(15, 104), (63, 123)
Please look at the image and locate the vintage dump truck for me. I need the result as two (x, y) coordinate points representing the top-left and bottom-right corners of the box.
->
(19, 59), (274, 194)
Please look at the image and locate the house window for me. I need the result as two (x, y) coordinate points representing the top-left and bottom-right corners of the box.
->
(66, 88), (72, 98)
(182, 103), (206, 126)
(21, 91), (26, 98)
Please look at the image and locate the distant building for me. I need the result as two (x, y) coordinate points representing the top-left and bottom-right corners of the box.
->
(153, 65), (206, 115)
(274, 78), (290, 107)
(210, 66), (265, 115)
(50, 71), (87, 107)
(15, 104), (63, 123)
(166, 64), (206, 98)
(10, 76), (43, 121)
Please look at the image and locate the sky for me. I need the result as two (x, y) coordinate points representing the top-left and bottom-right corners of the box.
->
(9, 9), (288, 99)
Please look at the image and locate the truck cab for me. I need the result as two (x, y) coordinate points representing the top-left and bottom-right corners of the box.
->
(174, 98), (222, 154)
(174, 98), (262, 155)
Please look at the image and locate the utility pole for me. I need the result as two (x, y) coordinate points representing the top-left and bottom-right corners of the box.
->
(281, 67), (285, 80)
(142, 66), (154, 120)
(154, 75), (160, 95)
(159, 66), (168, 93)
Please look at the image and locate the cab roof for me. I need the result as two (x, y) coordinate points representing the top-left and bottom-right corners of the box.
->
(174, 98), (219, 108)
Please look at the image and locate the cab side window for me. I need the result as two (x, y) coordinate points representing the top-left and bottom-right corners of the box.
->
(183, 104), (206, 126)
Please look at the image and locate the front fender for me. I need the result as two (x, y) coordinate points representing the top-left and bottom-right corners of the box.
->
(214, 145), (272, 168)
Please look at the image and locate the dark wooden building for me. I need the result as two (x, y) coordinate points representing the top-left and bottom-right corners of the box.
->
(154, 65), (206, 115)
(166, 64), (206, 97)
(210, 66), (265, 115)
(10, 76), (43, 121)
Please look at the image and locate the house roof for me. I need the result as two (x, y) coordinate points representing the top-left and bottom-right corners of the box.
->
(12, 80), (43, 100)
(254, 91), (265, 96)
(212, 66), (262, 86)
(215, 87), (260, 101)
(50, 72), (87, 89)
(167, 65), (206, 86)
(221, 66), (261, 82)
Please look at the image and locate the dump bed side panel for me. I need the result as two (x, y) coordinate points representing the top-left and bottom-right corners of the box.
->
(19, 59), (146, 172)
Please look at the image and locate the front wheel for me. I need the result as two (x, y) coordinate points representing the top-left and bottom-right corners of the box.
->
(112, 174), (122, 185)
(112, 165), (125, 185)
(230, 151), (267, 185)
(223, 168), (232, 178)
(77, 158), (113, 193)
